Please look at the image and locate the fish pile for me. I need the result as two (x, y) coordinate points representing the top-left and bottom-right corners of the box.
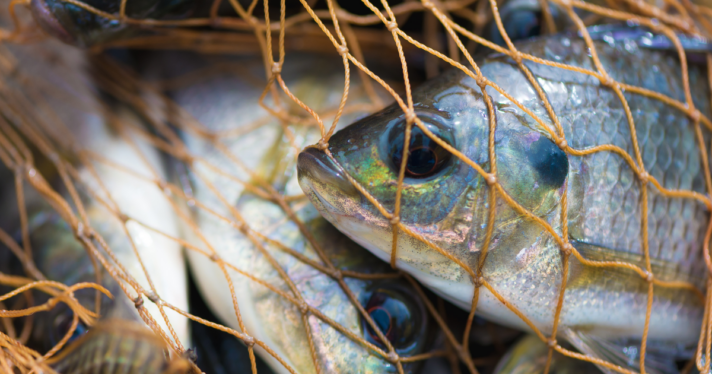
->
(1, 0), (712, 373)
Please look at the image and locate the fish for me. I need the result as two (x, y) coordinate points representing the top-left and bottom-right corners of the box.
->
(487, 0), (712, 50)
(46, 319), (197, 374)
(188, 276), (276, 374)
(0, 28), (191, 351)
(493, 335), (601, 374)
(137, 49), (437, 373)
(297, 26), (711, 370)
(29, 0), (196, 47)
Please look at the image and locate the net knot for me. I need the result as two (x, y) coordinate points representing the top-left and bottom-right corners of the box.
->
(599, 74), (615, 88)
(74, 222), (86, 240)
(209, 253), (220, 262)
(389, 216), (400, 226)
(474, 75), (487, 89)
(84, 228), (95, 239)
(556, 138), (567, 149)
(638, 171), (649, 185)
(512, 51), (523, 64)
(134, 296), (144, 309)
(298, 300), (309, 314)
(474, 276), (485, 287)
(386, 352), (399, 362)
(561, 242), (574, 255)
(421, 0), (435, 10)
(243, 335), (255, 347)
(117, 212), (130, 223)
(644, 271), (654, 282)
(146, 292), (159, 304)
(485, 173), (496, 186)
(271, 62), (281, 75)
(547, 338), (557, 348)
(386, 21), (398, 32)
(404, 110), (417, 124)
(237, 222), (250, 234)
(336, 45), (349, 56)
(691, 109), (702, 123)
(331, 269), (342, 279)
(317, 140), (329, 151)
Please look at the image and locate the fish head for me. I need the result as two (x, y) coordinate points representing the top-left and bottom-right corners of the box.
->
(233, 194), (434, 373)
(298, 67), (569, 296)
(307, 217), (432, 372)
(29, 0), (194, 47)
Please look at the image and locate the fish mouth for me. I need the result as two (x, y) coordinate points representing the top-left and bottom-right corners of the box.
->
(297, 147), (359, 214)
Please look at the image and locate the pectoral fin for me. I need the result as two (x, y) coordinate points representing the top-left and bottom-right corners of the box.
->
(563, 329), (681, 374)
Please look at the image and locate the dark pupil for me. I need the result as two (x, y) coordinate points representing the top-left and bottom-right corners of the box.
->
(407, 147), (436, 175)
(362, 290), (416, 350)
(366, 307), (393, 343)
(390, 125), (451, 178)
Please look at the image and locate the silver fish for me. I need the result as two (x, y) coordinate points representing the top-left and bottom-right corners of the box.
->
(140, 50), (436, 373)
(0, 27), (190, 349)
(487, 1), (712, 52)
(297, 27), (710, 366)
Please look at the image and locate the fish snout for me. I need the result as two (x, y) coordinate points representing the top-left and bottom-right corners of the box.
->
(297, 147), (359, 203)
(30, 0), (77, 46)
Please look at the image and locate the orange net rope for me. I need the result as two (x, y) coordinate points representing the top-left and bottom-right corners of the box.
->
(0, 0), (712, 374)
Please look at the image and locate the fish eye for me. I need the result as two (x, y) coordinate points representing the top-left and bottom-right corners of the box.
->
(386, 117), (454, 180)
(490, 8), (542, 45)
(51, 312), (88, 346)
(361, 285), (427, 353)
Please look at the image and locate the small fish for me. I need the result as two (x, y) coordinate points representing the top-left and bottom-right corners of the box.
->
(0, 31), (190, 350)
(46, 319), (196, 374)
(188, 276), (276, 374)
(493, 335), (601, 374)
(298, 27), (710, 370)
(29, 0), (196, 47)
(487, 0), (712, 51)
(139, 50), (436, 373)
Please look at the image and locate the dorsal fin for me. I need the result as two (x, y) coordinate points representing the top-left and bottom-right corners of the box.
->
(583, 24), (712, 54)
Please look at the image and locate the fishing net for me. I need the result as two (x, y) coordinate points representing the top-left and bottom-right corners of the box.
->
(1, 0), (712, 373)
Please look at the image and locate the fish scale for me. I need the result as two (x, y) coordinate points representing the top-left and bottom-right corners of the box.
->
(47, 320), (194, 374)
(523, 36), (712, 288)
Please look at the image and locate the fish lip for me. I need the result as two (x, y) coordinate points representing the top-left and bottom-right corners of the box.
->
(297, 146), (359, 204)
(30, 0), (79, 46)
